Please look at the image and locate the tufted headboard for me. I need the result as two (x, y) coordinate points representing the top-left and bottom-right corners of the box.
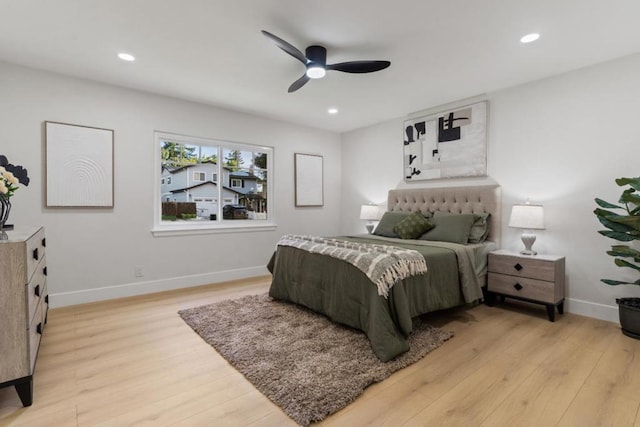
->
(387, 185), (501, 244)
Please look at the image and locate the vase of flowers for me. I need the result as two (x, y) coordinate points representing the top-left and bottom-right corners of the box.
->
(0, 155), (30, 230)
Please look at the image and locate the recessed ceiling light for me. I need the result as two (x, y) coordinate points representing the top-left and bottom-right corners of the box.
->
(117, 52), (135, 62)
(328, 108), (338, 114)
(520, 33), (540, 44)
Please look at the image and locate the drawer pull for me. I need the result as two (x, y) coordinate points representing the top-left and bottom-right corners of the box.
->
(45, 295), (49, 304)
(36, 323), (43, 335)
(34, 285), (40, 297)
(43, 266), (47, 276)
(33, 248), (39, 261)
(514, 263), (523, 271)
(42, 237), (46, 247)
(514, 283), (523, 291)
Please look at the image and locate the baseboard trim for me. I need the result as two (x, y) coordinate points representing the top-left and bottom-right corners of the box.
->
(49, 265), (270, 308)
(50, 274), (622, 325)
(565, 297), (619, 324)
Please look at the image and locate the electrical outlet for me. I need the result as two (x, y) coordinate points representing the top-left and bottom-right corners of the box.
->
(135, 265), (144, 278)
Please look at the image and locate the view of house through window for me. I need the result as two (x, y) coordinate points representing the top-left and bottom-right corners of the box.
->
(158, 134), (271, 225)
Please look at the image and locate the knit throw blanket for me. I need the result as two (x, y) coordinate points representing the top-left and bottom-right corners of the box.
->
(276, 235), (428, 298)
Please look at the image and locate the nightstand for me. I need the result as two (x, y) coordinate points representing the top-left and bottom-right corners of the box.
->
(486, 249), (565, 322)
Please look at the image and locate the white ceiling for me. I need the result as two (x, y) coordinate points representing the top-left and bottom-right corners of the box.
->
(2, 0), (640, 133)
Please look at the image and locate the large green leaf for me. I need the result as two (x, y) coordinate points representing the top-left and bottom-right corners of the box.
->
(597, 219), (635, 234)
(608, 215), (640, 231)
(607, 245), (640, 258)
(616, 177), (640, 191)
(598, 230), (637, 241)
(601, 279), (639, 286)
(620, 189), (640, 206)
(594, 207), (626, 220)
(594, 209), (636, 234)
(614, 258), (640, 271)
(595, 198), (623, 210)
(594, 208), (640, 233)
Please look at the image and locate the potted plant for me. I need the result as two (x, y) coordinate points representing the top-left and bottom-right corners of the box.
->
(594, 177), (640, 338)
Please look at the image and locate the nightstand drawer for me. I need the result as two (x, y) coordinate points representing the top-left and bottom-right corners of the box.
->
(488, 272), (557, 304)
(489, 253), (556, 282)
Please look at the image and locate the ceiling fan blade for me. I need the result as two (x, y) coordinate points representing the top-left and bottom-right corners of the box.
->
(327, 60), (391, 73)
(261, 30), (307, 64)
(288, 74), (310, 93)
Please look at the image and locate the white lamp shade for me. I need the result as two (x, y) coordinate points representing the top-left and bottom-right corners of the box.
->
(508, 204), (545, 229)
(360, 204), (381, 221)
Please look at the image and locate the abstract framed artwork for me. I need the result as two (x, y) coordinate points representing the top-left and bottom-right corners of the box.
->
(45, 121), (114, 207)
(403, 101), (488, 181)
(294, 153), (323, 207)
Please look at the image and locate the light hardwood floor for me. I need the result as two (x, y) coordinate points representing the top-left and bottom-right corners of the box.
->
(1, 276), (640, 426)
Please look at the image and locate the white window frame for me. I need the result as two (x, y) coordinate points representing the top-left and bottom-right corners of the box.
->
(152, 131), (276, 236)
(193, 171), (206, 182)
(231, 178), (243, 188)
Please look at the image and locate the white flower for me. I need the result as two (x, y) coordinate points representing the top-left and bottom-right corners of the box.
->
(5, 171), (18, 185)
(0, 159), (29, 198)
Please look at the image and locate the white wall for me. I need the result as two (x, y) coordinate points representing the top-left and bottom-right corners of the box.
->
(0, 61), (342, 307)
(341, 53), (640, 323)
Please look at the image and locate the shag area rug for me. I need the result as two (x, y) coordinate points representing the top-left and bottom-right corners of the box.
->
(178, 293), (452, 426)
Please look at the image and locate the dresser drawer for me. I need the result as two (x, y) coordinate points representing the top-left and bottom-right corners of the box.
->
(25, 228), (46, 283)
(488, 272), (558, 304)
(489, 253), (556, 282)
(26, 255), (47, 325)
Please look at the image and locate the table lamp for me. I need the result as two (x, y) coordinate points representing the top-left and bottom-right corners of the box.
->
(508, 203), (545, 255)
(360, 204), (381, 234)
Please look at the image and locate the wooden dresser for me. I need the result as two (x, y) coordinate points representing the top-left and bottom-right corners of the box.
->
(486, 249), (565, 322)
(0, 226), (48, 406)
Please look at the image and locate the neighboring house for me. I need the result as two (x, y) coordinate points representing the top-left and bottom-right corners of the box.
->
(161, 162), (266, 218)
(229, 170), (267, 214)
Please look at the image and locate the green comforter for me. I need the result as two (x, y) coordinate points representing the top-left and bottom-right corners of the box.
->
(267, 235), (488, 362)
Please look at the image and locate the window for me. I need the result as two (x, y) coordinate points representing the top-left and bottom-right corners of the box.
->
(153, 131), (274, 235)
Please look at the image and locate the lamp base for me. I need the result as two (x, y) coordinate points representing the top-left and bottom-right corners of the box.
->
(520, 232), (538, 256)
(365, 223), (374, 234)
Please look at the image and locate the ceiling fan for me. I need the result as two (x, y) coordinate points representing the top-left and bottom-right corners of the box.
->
(261, 30), (391, 93)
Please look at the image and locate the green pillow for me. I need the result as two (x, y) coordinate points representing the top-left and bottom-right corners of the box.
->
(420, 211), (477, 244)
(393, 212), (435, 239)
(373, 212), (410, 237)
(468, 213), (491, 243)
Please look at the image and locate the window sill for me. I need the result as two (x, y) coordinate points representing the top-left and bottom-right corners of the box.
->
(151, 222), (277, 237)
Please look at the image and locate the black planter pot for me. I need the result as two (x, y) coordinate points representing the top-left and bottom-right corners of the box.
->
(617, 298), (640, 339)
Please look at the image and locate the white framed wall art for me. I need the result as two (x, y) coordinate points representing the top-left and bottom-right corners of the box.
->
(403, 101), (488, 181)
(45, 121), (114, 207)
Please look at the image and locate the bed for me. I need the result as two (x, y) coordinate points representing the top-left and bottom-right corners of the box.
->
(268, 185), (501, 361)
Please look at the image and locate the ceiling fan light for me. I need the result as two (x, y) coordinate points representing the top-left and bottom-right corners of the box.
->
(306, 66), (326, 79)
